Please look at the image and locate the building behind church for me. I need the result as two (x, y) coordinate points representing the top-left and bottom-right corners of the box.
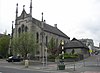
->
(12, 0), (70, 58)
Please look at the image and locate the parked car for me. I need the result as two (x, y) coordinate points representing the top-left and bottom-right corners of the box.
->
(6, 56), (23, 62)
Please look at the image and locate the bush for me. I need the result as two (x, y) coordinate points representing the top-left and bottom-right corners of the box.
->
(48, 55), (56, 59)
(48, 55), (56, 62)
(63, 53), (79, 59)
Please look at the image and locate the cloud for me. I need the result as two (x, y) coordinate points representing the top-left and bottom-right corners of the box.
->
(0, 0), (100, 46)
(80, 17), (100, 46)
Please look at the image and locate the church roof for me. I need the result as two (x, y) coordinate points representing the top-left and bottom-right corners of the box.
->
(32, 18), (70, 39)
(43, 23), (70, 39)
(64, 38), (89, 49)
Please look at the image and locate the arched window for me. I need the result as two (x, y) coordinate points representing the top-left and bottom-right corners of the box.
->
(36, 32), (39, 43)
(18, 27), (21, 36)
(22, 24), (24, 33)
(46, 36), (48, 46)
(25, 26), (28, 32)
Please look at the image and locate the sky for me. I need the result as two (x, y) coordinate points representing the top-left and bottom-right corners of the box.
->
(0, 0), (100, 46)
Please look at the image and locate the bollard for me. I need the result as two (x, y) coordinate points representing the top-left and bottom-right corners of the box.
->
(25, 60), (29, 68)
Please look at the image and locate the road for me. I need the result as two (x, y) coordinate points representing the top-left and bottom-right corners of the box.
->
(0, 66), (50, 73)
(0, 54), (100, 73)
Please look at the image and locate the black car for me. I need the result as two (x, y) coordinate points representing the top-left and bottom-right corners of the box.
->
(6, 56), (23, 62)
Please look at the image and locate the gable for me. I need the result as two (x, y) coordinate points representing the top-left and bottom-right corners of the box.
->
(17, 9), (30, 20)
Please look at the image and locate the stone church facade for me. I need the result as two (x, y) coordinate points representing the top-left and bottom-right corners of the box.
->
(12, 0), (70, 57)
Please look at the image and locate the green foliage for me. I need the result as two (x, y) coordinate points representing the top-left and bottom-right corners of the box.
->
(58, 53), (79, 59)
(48, 55), (56, 62)
(0, 35), (10, 58)
(48, 37), (56, 50)
(47, 37), (59, 56)
(48, 55), (56, 59)
(12, 32), (38, 59)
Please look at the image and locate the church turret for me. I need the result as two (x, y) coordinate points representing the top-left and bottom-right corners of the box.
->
(15, 3), (18, 25)
(23, 5), (25, 10)
(30, 0), (32, 16)
(11, 21), (14, 38)
(41, 12), (44, 29)
(16, 3), (18, 19)
(42, 12), (43, 22)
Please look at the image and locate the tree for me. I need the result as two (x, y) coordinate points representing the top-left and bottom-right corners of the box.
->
(47, 37), (59, 56)
(0, 34), (10, 58)
(12, 32), (38, 59)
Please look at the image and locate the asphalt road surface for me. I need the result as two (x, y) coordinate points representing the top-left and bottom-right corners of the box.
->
(0, 66), (50, 73)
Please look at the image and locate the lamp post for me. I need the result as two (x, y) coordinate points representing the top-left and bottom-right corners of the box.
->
(41, 25), (45, 68)
(41, 12), (45, 68)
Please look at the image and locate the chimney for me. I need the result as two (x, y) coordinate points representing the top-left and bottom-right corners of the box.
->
(54, 24), (57, 28)
(44, 20), (46, 23)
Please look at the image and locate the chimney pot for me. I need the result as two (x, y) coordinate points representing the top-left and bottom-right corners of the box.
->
(54, 24), (57, 28)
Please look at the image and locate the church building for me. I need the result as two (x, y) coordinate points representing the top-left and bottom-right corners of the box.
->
(12, 0), (70, 58)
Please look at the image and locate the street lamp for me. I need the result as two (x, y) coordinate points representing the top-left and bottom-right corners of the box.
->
(41, 12), (45, 68)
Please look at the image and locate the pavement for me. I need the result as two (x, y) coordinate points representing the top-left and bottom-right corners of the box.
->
(0, 55), (100, 73)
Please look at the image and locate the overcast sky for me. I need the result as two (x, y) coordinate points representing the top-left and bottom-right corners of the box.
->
(0, 0), (100, 46)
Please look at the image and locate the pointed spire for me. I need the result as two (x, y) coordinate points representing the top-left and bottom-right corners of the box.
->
(16, 3), (18, 18)
(23, 5), (25, 10)
(30, 0), (32, 16)
(12, 21), (14, 38)
(42, 12), (43, 22)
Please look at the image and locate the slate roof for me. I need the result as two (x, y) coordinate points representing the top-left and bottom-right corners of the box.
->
(32, 18), (70, 39)
(17, 9), (70, 39)
(43, 23), (70, 39)
(64, 38), (89, 49)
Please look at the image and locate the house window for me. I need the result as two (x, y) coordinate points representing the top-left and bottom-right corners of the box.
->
(36, 32), (39, 43)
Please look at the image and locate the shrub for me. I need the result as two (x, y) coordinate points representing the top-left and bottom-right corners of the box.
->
(48, 55), (56, 59)
(64, 53), (79, 59)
